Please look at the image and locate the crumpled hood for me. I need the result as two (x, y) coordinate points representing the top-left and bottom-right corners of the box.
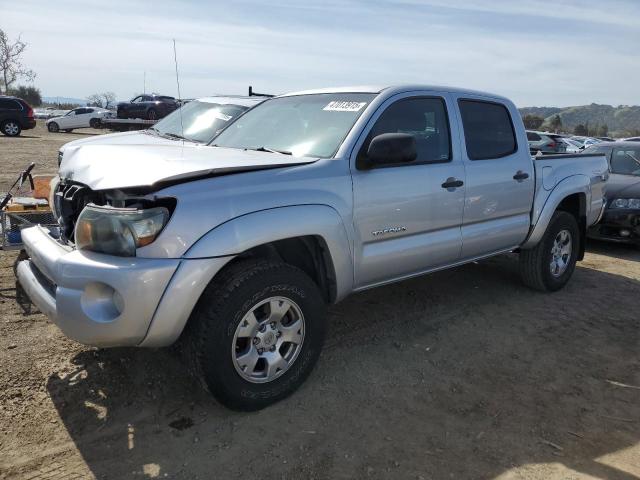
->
(59, 130), (179, 151)
(58, 143), (318, 190)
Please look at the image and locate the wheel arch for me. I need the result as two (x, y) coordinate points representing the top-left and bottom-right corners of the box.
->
(141, 205), (353, 347)
(522, 175), (590, 252)
(184, 205), (353, 303)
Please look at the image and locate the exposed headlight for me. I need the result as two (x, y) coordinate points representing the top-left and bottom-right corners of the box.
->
(610, 198), (640, 209)
(75, 204), (169, 256)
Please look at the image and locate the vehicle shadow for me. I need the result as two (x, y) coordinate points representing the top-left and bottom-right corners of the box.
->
(1, 135), (41, 139)
(45, 255), (640, 479)
(587, 238), (640, 262)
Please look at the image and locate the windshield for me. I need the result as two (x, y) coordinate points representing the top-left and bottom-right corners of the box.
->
(212, 93), (376, 158)
(611, 147), (640, 176)
(151, 101), (249, 143)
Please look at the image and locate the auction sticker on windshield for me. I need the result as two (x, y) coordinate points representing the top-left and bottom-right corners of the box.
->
(323, 101), (367, 112)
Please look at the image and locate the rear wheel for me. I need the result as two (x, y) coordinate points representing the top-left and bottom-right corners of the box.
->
(182, 259), (327, 411)
(47, 122), (59, 133)
(520, 211), (580, 292)
(2, 120), (21, 137)
(89, 118), (101, 128)
(146, 108), (157, 120)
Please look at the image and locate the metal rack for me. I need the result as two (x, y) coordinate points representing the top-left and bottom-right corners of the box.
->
(1, 208), (58, 250)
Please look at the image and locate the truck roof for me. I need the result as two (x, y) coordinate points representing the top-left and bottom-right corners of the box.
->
(280, 85), (511, 102)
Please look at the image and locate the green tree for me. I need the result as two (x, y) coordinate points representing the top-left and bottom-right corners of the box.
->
(10, 85), (41, 106)
(522, 114), (544, 130)
(0, 29), (36, 94)
(597, 124), (609, 137)
(550, 114), (563, 133)
(574, 124), (588, 136)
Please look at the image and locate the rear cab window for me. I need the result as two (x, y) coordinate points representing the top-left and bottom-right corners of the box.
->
(458, 99), (517, 160)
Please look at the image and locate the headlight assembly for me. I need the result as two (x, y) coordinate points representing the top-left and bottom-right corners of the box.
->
(610, 198), (640, 209)
(75, 204), (169, 256)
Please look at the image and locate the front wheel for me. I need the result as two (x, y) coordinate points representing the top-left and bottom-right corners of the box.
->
(182, 259), (327, 411)
(146, 108), (157, 120)
(47, 122), (59, 133)
(520, 211), (580, 292)
(2, 120), (21, 137)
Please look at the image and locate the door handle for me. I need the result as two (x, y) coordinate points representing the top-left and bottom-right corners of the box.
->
(513, 171), (529, 181)
(441, 177), (464, 189)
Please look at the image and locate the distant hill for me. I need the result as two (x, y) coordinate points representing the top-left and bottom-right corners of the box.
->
(518, 104), (640, 136)
(42, 96), (87, 106)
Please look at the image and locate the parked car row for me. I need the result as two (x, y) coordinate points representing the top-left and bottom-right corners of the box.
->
(526, 131), (619, 155)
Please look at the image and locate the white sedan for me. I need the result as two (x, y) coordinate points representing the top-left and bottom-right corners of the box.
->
(46, 107), (113, 133)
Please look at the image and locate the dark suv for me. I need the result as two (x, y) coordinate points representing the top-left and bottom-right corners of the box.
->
(0, 96), (36, 137)
(116, 94), (178, 120)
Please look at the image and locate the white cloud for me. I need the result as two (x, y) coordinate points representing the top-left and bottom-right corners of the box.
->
(1, 0), (638, 106)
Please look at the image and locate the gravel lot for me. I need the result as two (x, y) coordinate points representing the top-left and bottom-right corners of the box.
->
(1, 123), (639, 479)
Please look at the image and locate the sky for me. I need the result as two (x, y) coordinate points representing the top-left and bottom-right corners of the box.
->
(1, 0), (639, 107)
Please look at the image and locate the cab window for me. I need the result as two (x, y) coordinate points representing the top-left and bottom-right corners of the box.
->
(357, 97), (451, 168)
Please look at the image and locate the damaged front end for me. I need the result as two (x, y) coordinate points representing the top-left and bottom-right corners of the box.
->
(53, 180), (176, 254)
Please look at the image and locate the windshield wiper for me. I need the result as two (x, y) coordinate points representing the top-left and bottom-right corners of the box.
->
(245, 146), (292, 155)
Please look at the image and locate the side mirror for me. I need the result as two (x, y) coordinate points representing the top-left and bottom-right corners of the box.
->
(364, 133), (417, 168)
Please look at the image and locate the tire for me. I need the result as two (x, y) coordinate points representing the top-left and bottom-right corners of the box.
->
(89, 118), (101, 128)
(2, 120), (21, 137)
(47, 122), (59, 133)
(146, 108), (157, 120)
(182, 259), (327, 411)
(520, 211), (580, 292)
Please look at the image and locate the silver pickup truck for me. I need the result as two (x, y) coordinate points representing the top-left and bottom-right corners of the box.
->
(17, 85), (608, 410)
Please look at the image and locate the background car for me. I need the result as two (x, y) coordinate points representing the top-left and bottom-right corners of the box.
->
(46, 107), (113, 133)
(561, 137), (583, 153)
(0, 96), (36, 137)
(621, 136), (640, 142)
(571, 136), (602, 149)
(526, 130), (567, 154)
(584, 141), (640, 247)
(117, 94), (178, 120)
(56, 95), (266, 164)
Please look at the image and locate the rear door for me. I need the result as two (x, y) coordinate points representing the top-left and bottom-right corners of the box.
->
(453, 96), (535, 259)
(351, 91), (466, 288)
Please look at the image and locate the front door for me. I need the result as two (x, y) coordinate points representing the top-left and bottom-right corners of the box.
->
(453, 96), (535, 259)
(351, 93), (466, 289)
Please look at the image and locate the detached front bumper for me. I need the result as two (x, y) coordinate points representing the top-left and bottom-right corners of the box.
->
(588, 209), (640, 244)
(16, 226), (180, 347)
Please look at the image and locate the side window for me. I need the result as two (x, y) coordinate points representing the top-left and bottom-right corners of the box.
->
(358, 97), (451, 168)
(85, 108), (94, 114)
(459, 99), (517, 160)
(0, 99), (21, 110)
(131, 96), (142, 103)
(527, 131), (541, 141)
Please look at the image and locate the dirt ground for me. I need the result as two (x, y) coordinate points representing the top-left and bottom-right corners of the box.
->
(0, 122), (639, 480)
